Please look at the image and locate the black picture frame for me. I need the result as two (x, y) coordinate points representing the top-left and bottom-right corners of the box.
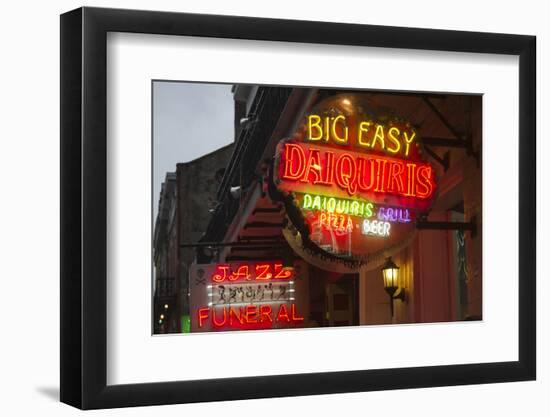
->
(60, 6), (536, 410)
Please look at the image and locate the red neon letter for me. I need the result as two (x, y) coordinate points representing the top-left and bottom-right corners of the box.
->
(229, 306), (244, 326)
(259, 305), (273, 323)
(357, 157), (375, 192)
(404, 163), (417, 197)
(282, 143), (306, 180)
(212, 307), (227, 327)
(245, 305), (258, 323)
(415, 165), (435, 198)
(334, 153), (358, 195)
(388, 161), (405, 194)
(320, 151), (335, 185)
(212, 265), (230, 283)
(291, 304), (304, 322)
(274, 263), (292, 279)
(276, 304), (291, 323)
(374, 158), (389, 193)
(230, 264), (249, 281)
(255, 263), (271, 280)
(300, 149), (322, 184)
(319, 212), (327, 228)
(198, 308), (210, 328)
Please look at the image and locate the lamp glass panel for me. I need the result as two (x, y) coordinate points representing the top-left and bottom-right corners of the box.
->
(382, 267), (399, 288)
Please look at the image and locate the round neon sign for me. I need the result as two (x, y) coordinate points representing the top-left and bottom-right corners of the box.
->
(273, 94), (438, 260)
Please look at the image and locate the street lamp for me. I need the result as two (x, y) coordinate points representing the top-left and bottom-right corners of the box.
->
(381, 257), (406, 318)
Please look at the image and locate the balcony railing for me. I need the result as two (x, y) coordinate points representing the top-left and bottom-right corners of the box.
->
(203, 86), (293, 245)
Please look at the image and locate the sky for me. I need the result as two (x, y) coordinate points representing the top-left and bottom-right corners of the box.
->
(153, 81), (234, 219)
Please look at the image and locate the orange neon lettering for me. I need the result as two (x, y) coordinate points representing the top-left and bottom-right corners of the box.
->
(319, 212), (327, 228)
(212, 265), (230, 282)
(230, 264), (249, 281)
(334, 153), (357, 195)
(405, 163), (417, 197)
(260, 305), (273, 323)
(274, 263), (292, 279)
(279, 142), (435, 208)
(282, 143), (306, 180)
(347, 216), (353, 232)
(198, 308), (210, 328)
(374, 159), (388, 193)
(388, 161), (405, 193)
(415, 165), (434, 198)
(300, 149), (323, 184)
(229, 306), (244, 325)
(357, 157), (375, 191)
(291, 304), (304, 322)
(277, 304), (291, 323)
(332, 214), (339, 229)
(212, 307), (227, 327)
(255, 263), (271, 280)
(323, 151), (335, 185)
(245, 305), (258, 323)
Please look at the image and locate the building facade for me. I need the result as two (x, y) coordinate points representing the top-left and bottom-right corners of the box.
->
(187, 86), (482, 331)
(153, 144), (235, 333)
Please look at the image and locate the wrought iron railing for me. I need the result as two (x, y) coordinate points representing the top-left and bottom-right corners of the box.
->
(202, 86), (293, 245)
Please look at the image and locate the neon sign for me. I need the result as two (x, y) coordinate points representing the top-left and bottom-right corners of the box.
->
(306, 114), (417, 157)
(189, 262), (304, 332)
(361, 219), (391, 237)
(301, 193), (374, 218)
(318, 212), (354, 234)
(273, 94), (437, 259)
(279, 142), (436, 210)
(210, 261), (293, 283)
(378, 207), (411, 223)
(197, 304), (304, 329)
(208, 281), (294, 306)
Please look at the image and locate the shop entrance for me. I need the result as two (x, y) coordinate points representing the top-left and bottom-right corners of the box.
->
(308, 266), (359, 327)
(327, 280), (355, 327)
(326, 279), (357, 326)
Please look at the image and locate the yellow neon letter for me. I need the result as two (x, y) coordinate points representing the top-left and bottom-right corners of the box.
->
(303, 194), (312, 209)
(387, 127), (401, 154)
(331, 115), (349, 144)
(403, 131), (416, 157)
(371, 124), (385, 150)
(357, 121), (372, 148)
(307, 115), (323, 141)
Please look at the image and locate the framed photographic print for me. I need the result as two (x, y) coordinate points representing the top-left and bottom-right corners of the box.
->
(60, 6), (536, 409)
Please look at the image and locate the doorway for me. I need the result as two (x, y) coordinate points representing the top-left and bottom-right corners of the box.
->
(326, 275), (359, 327)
